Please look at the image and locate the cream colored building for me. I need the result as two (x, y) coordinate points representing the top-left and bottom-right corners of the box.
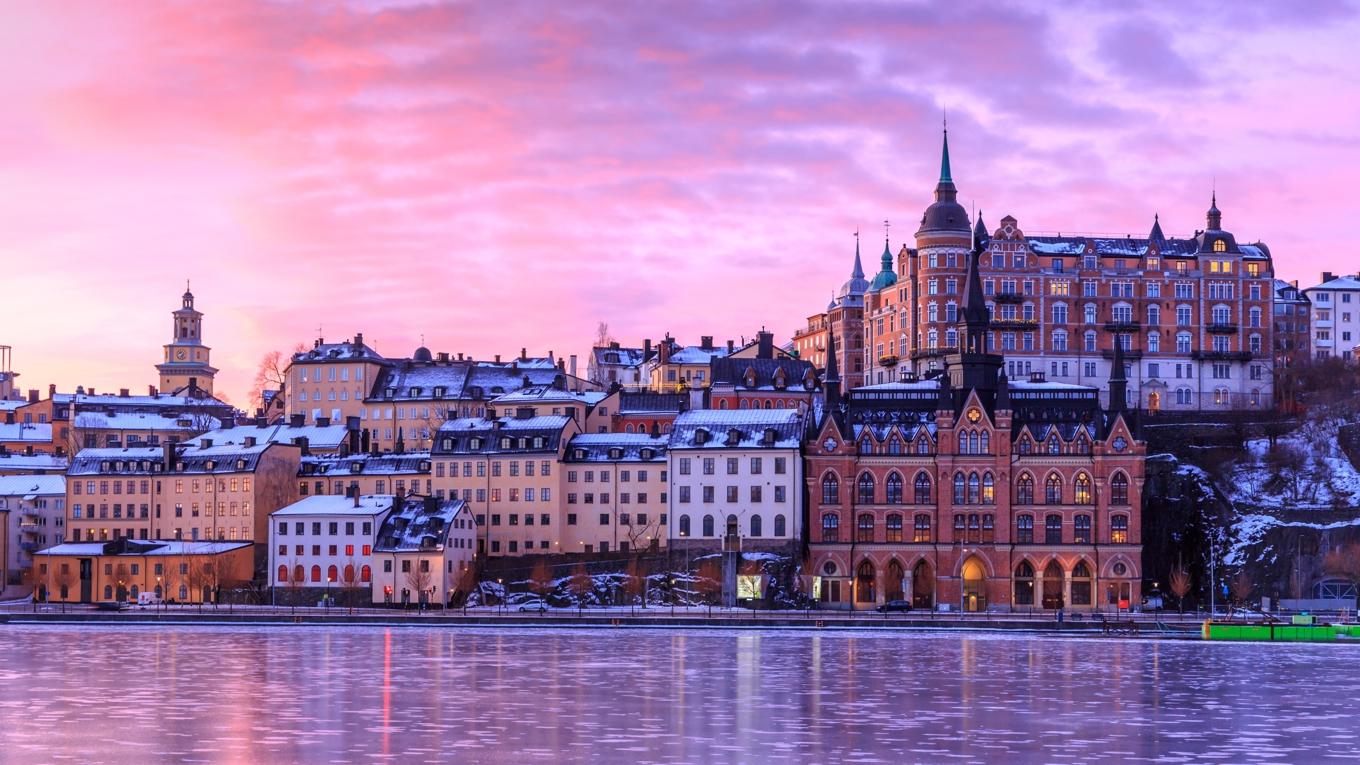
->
(34, 539), (253, 604)
(0, 474), (65, 598)
(371, 495), (476, 606)
(561, 434), (669, 555)
(298, 452), (433, 498)
(431, 414), (579, 558)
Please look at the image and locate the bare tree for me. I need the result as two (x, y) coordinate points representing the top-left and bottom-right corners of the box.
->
(405, 559), (433, 609)
(340, 558), (363, 613)
(623, 515), (663, 554)
(285, 558), (304, 612)
(696, 558), (722, 616)
(623, 557), (648, 613)
(528, 558), (554, 605)
(1230, 572), (1254, 607)
(251, 350), (289, 414)
(50, 564), (75, 613)
(456, 564), (478, 614)
(595, 322), (614, 348)
(568, 564), (593, 615)
(1169, 564), (1192, 616)
(186, 558), (213, 611)
(113, 562), (131, 602)
(1265, 442), (1309, 501)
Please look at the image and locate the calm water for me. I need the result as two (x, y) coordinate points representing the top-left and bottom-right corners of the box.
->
(0, 625), (1356, 764)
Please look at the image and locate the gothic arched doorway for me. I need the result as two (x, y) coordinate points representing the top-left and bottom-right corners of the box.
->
(1042, 560), (1065, 609)
(885, 559), (905, 601)
(961, 558), (986, 612)
(912, 560), (934, 609)
(856, 560), (876, 605)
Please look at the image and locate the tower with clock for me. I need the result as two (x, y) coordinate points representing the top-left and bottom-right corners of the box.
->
(155, 283), (217, 396)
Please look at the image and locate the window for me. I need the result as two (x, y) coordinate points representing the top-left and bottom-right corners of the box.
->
(1111, 473), (1129, 505)
(774, 514), (786, 537)
(702, 515), (715, 536)
(886, 473), (903, 504)
(857, 473), (875, 504)
(1071, 561), (1093, 605)
(1014, 561), (1035, 606)
(1045, 474), (1062, 504)
(1074, 474), (1092, 504)
(953, 473), (966, 504)
(1074, 514), (1092, 544)
(821, 474), (839, 505)
(821, 513), (839, 542)
(750, 515), (763, 537)
(914, 472), (931, 504)
(1111, 515), (1129, 544)
(886, 513), (903, 543)
(913, 514), (931, 543)
(1017, 515), (1033, 544)
(1016, 474), (1034, 504)
(1045, 514), (1062, 544)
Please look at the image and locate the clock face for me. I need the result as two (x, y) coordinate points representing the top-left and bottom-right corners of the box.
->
(176, 350), (187, 360)
(1112, 436), (1128, 452)
(966, 407), (982, 423)
(822, 437), (838, 452)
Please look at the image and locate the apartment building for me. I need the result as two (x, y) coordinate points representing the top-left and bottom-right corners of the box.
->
(371, 495), (476, 606)
(297, 452), (433, 498)
(0, 474), (65, 598)
(268, 494), (394, 603)
(1303, 272), (1360, 360)
(561, 433), (669, 554)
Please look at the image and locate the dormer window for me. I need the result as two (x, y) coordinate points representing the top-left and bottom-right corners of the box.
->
(409, 387), (421, 397)
(205, 460), (216, 470)
(533, 437), (545, 449)
(441, 438), (453, 450)
(470, 438), (481, 450)
(385, 387), (396, 398)
(235, 459), (246, 470)
(500, 437), (511, 449)
(434, 386), (446, 398)
(351, 461), (364, 472)
(640, 449), (654, 460)
(694, 428), (709, 445)
(419, 460), (431, 472)
(609, 448), (623, 460)
(1213, 239), (1227, 253)
(574, 449), (586, 460)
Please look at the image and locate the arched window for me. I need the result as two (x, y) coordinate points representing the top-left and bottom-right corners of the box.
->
(750, 515), (763, 537)
(774, 514), (786, 537)
(1111, 472), (1129, 505)
(858, 437), (873, 455)
(343, 564), (355, 584)
(1045, 474), (1063, 504)
(967, 472), (980, 504)
(856, 560), (876, 603)
(1014, 561), (1035, 606)
(310, 565), (322, 583)
(857, 473), (875, 504)
(1074, 473), (1092, 504)
(1016, 514), (1034, 543)
(1111, 515), (1129, 544)
(326, 565), (338, 583)
(980, 431), (990, 453)
(679, 514), (691, 536)
(625, 424), (635, 433)
(1213, 238), (1227, 253)
(1045, 514), (1063, 544)
(294, 565), (304, 584)
(1074, 514), (1092, 544)
(725, 514), (738, 537)
(1048, 436), (1061, 455)
(913, 513), (932, 542)
(967, 513), (981, 543)
(360, 565), (371, 583)
(821, 474), (839, 505)
(1017, 474), (1034, 504)
(821, 513), (839, 542)
(982, 473), (995, 505)
(1071, 561), (1093, 605)
(886, 559), (905, 601)
(857, 513), (874, 542)
(953, 473), (966, 504)
(702, 515), (715, 537)
(1018, 437), (1032, 455)
(914, 472), (931, 504)
(917, 436), (930, 455)
(886, 513), (903, 542)
(277, 564), (288, 583)
(887, 438), (902, 455)
(1042, 561), (1064, 609)
(886, 472), (903, 504)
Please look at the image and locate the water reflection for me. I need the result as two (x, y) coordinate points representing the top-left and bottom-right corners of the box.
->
(0, 626), (1355, 763)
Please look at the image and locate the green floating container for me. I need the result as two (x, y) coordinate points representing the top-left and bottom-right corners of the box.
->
(1204, 622), (1338, 642)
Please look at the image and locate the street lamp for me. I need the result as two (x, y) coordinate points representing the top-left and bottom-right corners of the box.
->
(156, 576), (163, 613)
(497, 578), (504, 615)
(327, 574), (334, 613)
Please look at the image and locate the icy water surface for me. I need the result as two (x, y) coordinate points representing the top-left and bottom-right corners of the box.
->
(0, 626), (1357, 763)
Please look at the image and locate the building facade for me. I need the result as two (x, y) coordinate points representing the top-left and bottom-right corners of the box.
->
(1303, 272), (1360, 361)
(156, 286), (218, 396)
(807, 220), (1144, 612)
(268, 494), (394, 603)
(0, 474), (65, 598)
(371, 495), (476, 606)
(667, 409), (805, 554)
(562, 433), (669, 554)
(35, 539), (254, 604)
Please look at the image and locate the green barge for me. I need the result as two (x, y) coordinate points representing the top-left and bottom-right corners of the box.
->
(1203, 617), (1360, 642)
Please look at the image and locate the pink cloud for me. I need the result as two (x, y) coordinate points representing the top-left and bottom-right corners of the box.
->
(0, 0), (1356, 403)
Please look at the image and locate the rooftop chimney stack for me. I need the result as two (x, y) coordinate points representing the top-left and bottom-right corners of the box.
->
(569, 354), (578, 378)
(756, 330), (774, 360)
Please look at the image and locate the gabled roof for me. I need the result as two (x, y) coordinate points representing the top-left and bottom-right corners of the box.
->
(0, 474), (65, 496)
(709, 357), (816, 393)
(565, 433), (668, 462)
(272, 494), (396, 517)
(669, 409), (804, 450)
(374, 495), (469, 552)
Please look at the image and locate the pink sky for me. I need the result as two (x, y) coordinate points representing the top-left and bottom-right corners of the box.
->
(3, 0), (1357, 406)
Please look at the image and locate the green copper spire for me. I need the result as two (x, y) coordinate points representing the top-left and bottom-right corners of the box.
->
(940, 127), (953, 184)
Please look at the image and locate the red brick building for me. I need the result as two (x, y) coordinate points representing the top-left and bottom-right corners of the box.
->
(806, 218), (1144, 613)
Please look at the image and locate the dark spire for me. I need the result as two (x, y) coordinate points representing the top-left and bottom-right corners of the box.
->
(851, 231), (865, 280)
(960, 211), (990, 338)
(1109, 339), (1127, 412)
(824, 329), (841, 408)
(996, 369), (1010, 410)
(940, 125), (953, 184)
(1148, 213), (1165, 243)
(1206, 191), (1222, 231)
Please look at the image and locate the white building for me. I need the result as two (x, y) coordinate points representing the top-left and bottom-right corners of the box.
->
(0, 475), (65, 598)
(667, 409), (804, 553)
(268, 494), (395, 604)
(371, 495), (476, 607)
(1303, 272), (1360, 361)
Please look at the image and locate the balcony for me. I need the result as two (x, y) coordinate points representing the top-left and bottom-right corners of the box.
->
(1206, 322), (1239, 334)
(19, 541), (40, 553)
(991, 319), (1038, 331)
(1191, 350), (1254, 362)
(878, 354), (900, 368)
(911, 346), (959, 360)
(1100, 348), (1144, 360)
(994, 291), (1024, 304)
(1103, 321), (1141, 333)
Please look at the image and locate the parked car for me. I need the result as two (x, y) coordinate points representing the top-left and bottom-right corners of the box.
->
(96, 601), (130, 612)
(517, 600), (548, 613)
(876, 600), (913, 613)
(137, 592), (162, 607)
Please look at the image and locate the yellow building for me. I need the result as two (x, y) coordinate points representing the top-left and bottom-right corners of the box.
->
(561, 434), (669, 555)
(66, 440), (300, 546)
(431, 414), (579, 558)
(297, 452), (433, 498)
(156, 285), (217, 396)
(35, 539), (253, 604)
(284, 334), (386, 428)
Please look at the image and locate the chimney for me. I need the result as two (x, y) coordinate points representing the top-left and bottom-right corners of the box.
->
(727, 339), (735, 354)
(757, 330), (774, 360)
(162, 442), (175, 471)
(120, 388), (129, 398)
(353, 490), (361, 508)
(254, 415), (265, 426)
(48, 384), (56, 397)
(520, 347), (527, 360)
(89, 387), (95, 396)
(437, 352), (449, 362)
(243, 436), (256, 448)
(317, 416), (331, 427)
(609, 341), (620, 350)
(659, 337), (672, 364)
(522, 374), (531, 388)
(290, 413), (304, 427)
(553, 374), (566, 391)
(494, 354), (501, 364)
(1324, 271), (1336, 283)
(354, 332), (364, 348)
(27, 389), (37, 403)
(557, 359), (566, 372)
(148, 385), (156, 396)
(296, 436), (310, 456)
(347, 416), (361, 453)
(701, 336), (714, 350)
(548, 350), (555, 363)
(200, 438), (213, 448)
(458, 352), (464, 361)
(569, 354), (578, 378)
(643, 338), (652, 360)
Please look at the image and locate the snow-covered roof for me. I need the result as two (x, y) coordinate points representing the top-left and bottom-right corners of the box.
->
(854, 379), (940, 392)
(271, 494), (396, 517)
(1007, 379), (1096, 392)
(593, 346), (645, 367)
(565, 433), (668, 462)
(0, 474), (65, 496)
(0, 400), (27, 411)
(71, 411), (217, 431)
(300, 452), (431, 477)
(36, 540), (252, 556)
(433, 415), (573, 455)
(669, 346), (731, 364)
(186, 422), (351, 450)
(291, 340), (384, 363)
(0, 422), (51, 442)
(0, 453), (69, 472)
(669, 409), (804, 450)
(1306, 275), (1360, 292)
(490, 386), (606, 406)
(374, 496), (469, 552)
